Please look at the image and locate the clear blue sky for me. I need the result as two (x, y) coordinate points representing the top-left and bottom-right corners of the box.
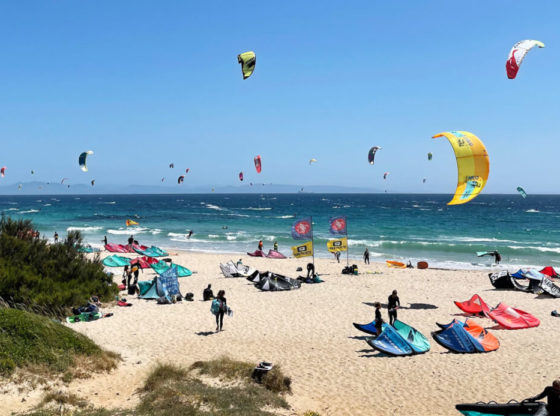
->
(0, 1), (558, 193)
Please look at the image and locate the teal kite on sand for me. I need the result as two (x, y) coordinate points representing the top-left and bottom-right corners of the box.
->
(102, 255), (131, 267)
(150, 261), (192, 277)
(133, 245), (168, 257)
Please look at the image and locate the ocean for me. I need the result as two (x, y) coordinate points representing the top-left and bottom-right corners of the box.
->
(1, 193), (558, 270)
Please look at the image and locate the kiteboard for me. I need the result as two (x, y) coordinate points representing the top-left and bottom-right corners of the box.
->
(417, 261), (428, 269)
(386, 260), (406, 269)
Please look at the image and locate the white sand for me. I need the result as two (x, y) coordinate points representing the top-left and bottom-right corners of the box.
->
(2, 250), (559, 416)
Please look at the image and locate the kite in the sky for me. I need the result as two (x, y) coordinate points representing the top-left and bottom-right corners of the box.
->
(169, 163), (174, 168)
(185, 168), (190, 174)
(178, 175), (184, 184)
(91, 179), (95, 187)
(61, 178), (69, 184)
(239, 172), (244, 181)
(428, 152), (432, 161)
(423, 178), (426, 183)
(309, 158), (317, 165)
(254, 155), (262, 173)
(161, 177), (165, 182)
(383, 172), (389, 180)
(0, 167), (5, 177)
(368, 147), (381, 165)
(506, 40), (545, 79)
(126, 219), (139, 226)
(237, 51), (256, 79)
(432, 131), (489, 205)
(31, 170), (35, 174)
(517, 186), (527, 198)
(79, 151), (94, 172)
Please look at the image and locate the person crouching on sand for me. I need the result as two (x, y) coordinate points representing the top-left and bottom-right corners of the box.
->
(203, 284), (214, 301)
(525, 379), (560, 414)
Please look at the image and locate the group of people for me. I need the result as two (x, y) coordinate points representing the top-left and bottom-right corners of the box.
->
(257, 240), (279, 252)
(373, 290), (401, 334)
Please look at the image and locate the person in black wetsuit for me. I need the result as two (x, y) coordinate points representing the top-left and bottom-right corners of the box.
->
(363, 248), (370, 264)
(306, 262), (315, 278)
(525, 379), (560, 415)
(388, 290), (400, 325)
(215, 290), (227, 332)
(374, 302), (384, 335)
(492, 251), (502, 264)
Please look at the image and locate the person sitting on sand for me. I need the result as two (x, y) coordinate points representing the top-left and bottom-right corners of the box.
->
(374, 302), (384, 335)
(203, 284), (214, 301)
(525, 379), (560, 414)
(388, 290), (400, 325)
(236, 258), (243, 267)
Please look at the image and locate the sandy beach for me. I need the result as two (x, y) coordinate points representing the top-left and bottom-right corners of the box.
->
(3, 249), (559, 416)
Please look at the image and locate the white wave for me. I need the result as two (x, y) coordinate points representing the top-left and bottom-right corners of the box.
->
(438, 236), (516, 244)
(205, 204), (225, 211)
(208, 234), (220, 239)
(35, 200), (42, 203)
(19, 209), (39, 214)
(43, 204), (52, 207)
(264, 235), (276, 241)
(102, 201), (116, 205)
(6, 208), (18, 211)
(168, 232), (188, 238)
(108, 227), (150, 235)
(526, 209), (540, 213)
(240, 207), (272, 211)
(276, 215), (295, 219)
(150, 229), (162, 235)
(67, 226), (103, 233)
(508, 245), (560, 254)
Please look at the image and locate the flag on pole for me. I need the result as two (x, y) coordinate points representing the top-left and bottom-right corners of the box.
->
(329, 216), (347, 235)
(327, 237), (348, 252)
(291, 241), (314, 258)
(291, 217), (313, 240)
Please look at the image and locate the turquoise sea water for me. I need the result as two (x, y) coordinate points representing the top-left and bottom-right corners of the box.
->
(1, 193), (559, 270)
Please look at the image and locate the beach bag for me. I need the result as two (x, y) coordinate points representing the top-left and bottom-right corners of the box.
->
(211, 299), (220, 315)
(185, 292), (194, 302)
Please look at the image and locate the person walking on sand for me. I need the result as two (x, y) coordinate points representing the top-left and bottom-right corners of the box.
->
(214, 290), (227, 332)
(525, 379), (560, 415)
(388, 290), (400, 325)
(364, 248), (370, 264)
(258, 240), (264, 252)
(374, 302), (384, 335)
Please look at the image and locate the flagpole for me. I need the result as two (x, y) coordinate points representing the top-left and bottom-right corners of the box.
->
(311, 215), (315, 271)
(346, 220), (349, 266)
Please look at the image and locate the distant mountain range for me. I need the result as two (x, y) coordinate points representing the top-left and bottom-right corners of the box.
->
(0, 181), (380, 195)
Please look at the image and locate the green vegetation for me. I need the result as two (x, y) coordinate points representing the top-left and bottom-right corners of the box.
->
(0, 217), (117, 316)
(0, 308), (118, 378)
(20, 357), (293, 416)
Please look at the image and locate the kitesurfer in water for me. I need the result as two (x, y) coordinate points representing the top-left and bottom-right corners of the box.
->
(492, 251), (502, 264)
(388, 290), (400, 325)
(374, 302), (384, 335)
(525, 379), (560, 415)
(363, 248), (370, 264)
(188, 230), (193, 239)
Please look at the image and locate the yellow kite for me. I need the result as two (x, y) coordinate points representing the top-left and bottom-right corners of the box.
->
(432, 131), (489, 205)
(125, 219), (139, 226)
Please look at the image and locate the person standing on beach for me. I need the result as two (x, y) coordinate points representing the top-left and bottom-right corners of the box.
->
(364, 248), (370, 264)
(128, 235), (134, 247)
(53, 232), (58, 243)
(374, 302), (384, 335)
(258, 240), (264, 252)
(525, 379), (560, 415)
(273, 241), (278, 251)
(122, 265), (129, 286)
(215, 290), (227, 332)
(102, 235), (108, 246)
(388, 290), (400, 325)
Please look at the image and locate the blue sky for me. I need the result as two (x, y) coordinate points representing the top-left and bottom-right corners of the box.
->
(0, 1), (558, 193)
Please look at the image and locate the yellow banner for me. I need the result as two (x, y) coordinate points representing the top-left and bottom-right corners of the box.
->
(327, 237), (347, 252)
(291, 241), (313, 258)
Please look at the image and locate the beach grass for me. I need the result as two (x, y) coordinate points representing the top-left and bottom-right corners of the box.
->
(0, 308), (119, 379)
